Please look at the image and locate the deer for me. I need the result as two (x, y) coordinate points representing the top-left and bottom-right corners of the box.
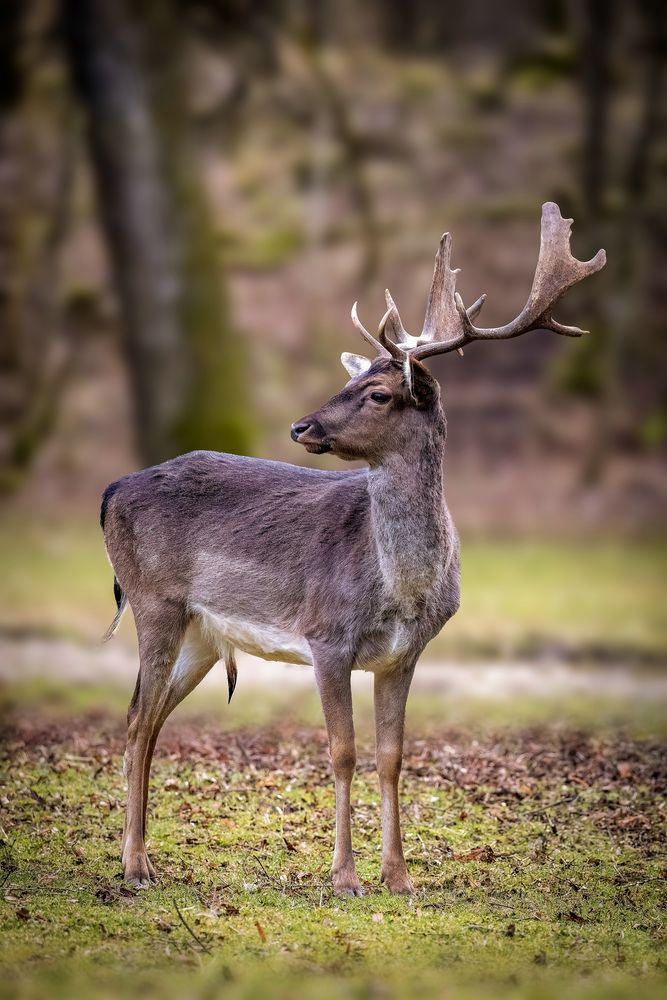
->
(101, 203), (605, 894)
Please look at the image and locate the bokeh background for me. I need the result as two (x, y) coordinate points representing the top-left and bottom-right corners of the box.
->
(1, 3), (667, 999)
(0, 0), (665, 688)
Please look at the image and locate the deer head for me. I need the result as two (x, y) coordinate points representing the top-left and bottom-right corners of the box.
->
(291, 355), (440, 464)
(291, 202), (606, 462)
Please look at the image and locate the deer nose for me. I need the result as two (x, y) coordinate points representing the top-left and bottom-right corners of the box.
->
(291, 420), (312, 441)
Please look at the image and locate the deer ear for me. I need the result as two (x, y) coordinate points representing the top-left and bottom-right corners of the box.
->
(341, 352), (372, 379)
(410, 356), (439, 408)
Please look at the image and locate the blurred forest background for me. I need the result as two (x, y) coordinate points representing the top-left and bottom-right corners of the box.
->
(1, 5), (666, 999)
(0, 0), (665, 662)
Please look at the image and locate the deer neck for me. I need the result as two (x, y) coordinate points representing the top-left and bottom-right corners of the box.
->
(367, 412), (449, 612)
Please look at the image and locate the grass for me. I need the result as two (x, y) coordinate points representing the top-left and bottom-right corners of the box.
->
(436, 539), (667, 662)
(1, 711), (666, 1000)
(1, 516), (666, 661)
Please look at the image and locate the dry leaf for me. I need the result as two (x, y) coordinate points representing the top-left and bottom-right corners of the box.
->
(453, 845), (496, 863)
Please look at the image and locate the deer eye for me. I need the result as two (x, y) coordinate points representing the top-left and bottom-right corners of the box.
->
(370, 391), (391, 404)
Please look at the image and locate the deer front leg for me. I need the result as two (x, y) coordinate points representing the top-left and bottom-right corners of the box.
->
(374, 660), (416, 894)
(313, 655), (363, 897)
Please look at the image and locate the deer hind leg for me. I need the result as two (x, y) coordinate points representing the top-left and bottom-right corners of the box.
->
(312, 651), (363, 897)
(122, 610), (219, 887)
(374, 660), (416, 894)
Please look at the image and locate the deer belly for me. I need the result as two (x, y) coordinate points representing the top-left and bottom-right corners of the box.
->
(193, 606), (313, 666)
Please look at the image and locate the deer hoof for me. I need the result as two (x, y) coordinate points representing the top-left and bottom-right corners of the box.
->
(123, 849), (156, 889)
(332, 872), (365, 897)
(381, 869), (414, 895)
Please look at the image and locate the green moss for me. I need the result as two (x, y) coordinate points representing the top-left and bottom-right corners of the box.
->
(1, 720), (666, 1000)
(639, 411), (667, 450)
(221, 224), (305, 270)
(507, 38), (577, 91)
(140, 5), (254, 461)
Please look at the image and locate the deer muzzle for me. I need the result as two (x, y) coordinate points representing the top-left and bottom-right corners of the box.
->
(290, 418), (331, 454)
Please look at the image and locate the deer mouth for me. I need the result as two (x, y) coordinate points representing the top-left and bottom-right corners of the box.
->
(290, 417), (331, 454)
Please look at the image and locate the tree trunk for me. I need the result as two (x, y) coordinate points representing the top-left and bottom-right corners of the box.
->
(61, 0), (252, 465)
(577, 0), (617, 485)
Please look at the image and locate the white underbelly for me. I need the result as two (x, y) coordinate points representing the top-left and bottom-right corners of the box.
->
(193, 605), (313, 666)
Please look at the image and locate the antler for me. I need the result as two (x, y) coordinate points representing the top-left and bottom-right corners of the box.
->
(350, 203), (606, 364)
(410, 202), (606, 360)
(350, 301), (393, 358)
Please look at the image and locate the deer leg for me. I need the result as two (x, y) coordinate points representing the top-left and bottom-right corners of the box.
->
(122, 613), (217, 887)
(374, 660), (416, 894)
(313, 656), (363, 897)
(122, 669), (170, 887)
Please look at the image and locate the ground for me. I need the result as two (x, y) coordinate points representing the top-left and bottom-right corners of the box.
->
(1, 704), (666, 1000)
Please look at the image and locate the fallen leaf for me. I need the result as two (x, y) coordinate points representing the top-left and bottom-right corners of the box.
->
(453, 845), (496, 863)
(372, 913), (384, 923)
(617, 813), (650, 828)
(255, 920), (267, 943)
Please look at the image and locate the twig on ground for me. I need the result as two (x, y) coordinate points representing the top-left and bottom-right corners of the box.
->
(174, 899), (212, 955)
(525, 795), (580, 818)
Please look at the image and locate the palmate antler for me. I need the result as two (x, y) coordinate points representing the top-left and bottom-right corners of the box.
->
(350, 203), (606, 381)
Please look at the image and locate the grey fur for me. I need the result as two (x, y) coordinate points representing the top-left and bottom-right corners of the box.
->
(103, 357), (458, 893)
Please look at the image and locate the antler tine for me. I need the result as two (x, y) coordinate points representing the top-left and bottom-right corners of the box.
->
(377, 284), (486, 355)
(420, 232), (464, 344)
(467, 293), (487, 320)
(351, 301), (391, 357)
(380, 289), (418, 347)
(410, 203), (606, 361)
(377, 289), (422, 358)
(377, 310), (408, 360)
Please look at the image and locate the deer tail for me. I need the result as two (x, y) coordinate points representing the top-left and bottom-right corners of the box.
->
(102, 576), (128, 642)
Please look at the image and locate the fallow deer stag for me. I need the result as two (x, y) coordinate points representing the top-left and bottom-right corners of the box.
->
(101, 203), (605, 894)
